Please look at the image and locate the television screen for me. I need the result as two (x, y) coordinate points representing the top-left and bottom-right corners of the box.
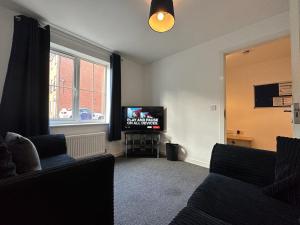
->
(122, 106), (164, 131)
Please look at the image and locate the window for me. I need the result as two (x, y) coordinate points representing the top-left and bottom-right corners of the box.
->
(49, 46), (109, 125)
(49, 52), (74, 121)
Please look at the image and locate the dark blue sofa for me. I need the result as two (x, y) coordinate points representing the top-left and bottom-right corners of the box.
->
(170, 144), (300, 225)
(0, 134), (114, 225)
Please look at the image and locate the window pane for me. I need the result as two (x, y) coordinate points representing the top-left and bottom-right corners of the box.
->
(49, 52), (74, 120)
(80, 60), (93, 91)
(94, 64), (106, 116)
(79, 59), (106, 121)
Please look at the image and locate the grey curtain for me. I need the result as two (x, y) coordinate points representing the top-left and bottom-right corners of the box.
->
(0, 15), (50, 137)
(108, 53), (122, 141)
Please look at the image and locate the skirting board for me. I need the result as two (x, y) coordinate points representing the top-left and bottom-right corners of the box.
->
(111, 150), (210, 168)
(184, 158), (210, 169)
(113, 151), (124, 157)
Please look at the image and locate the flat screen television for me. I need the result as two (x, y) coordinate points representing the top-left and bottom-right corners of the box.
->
(122, 106), (164, 131)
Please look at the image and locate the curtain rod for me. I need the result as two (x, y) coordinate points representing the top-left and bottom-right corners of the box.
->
(14, 16), (125, 60)
(14, 16), (47, 30)
(48, 24), (126, 60)
(48, 22), (113, 54)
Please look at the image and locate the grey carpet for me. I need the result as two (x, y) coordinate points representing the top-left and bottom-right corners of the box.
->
(114, 158), (209, 225)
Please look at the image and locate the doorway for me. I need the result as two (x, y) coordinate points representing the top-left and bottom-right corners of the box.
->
(224, 37), (293, 151)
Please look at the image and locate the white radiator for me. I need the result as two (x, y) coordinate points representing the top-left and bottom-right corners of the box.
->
(66, 132), (106, 159)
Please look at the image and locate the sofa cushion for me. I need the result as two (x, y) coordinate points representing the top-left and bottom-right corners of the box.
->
(40, 154), (75, 170)
(263, 136), (300, 206)
(5, 132), (41, 174)
(0, 142), (17, 179)
(263, 172), (300, 206)
(29, 134), (67, 159)
(210, 144), (275, 187)
(169, 206), (231, 225)
(188, 173), (300, 225)
(275, 137), (300, 180)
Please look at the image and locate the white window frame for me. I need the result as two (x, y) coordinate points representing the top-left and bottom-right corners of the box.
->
(49, 43), (111, 126)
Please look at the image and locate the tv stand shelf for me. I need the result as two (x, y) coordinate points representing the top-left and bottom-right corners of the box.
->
(124, 132), (160, 158)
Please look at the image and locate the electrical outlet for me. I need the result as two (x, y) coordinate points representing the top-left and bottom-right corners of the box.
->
(294, 103), (300, 124)
(210, 105), (217, 111)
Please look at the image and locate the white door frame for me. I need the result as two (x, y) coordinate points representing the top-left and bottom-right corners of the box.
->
(219, 31), (290, 144)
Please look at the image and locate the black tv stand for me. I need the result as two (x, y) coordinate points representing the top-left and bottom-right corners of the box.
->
(124, 131), (161, 158)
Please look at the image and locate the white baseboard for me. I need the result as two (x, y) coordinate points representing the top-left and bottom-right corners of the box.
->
(112, 151), (124, 157)
(184, 158), (210, 168)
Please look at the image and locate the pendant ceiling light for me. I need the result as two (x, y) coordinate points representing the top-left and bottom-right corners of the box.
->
(149, 0), (175, 33)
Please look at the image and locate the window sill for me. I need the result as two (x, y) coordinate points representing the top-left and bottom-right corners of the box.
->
(50, 122), (109, 128)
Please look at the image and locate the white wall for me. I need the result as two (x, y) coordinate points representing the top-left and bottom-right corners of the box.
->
(226, 56), (293, 151)
(147, 12), (289, 167)
(0, 6), (16, 99)
(0, 6), (148, 156)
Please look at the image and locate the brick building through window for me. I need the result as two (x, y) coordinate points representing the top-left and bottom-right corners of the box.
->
(49, 51), (107, 122)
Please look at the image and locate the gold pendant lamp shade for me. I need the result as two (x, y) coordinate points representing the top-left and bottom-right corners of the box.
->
(149, 0), (175, 33)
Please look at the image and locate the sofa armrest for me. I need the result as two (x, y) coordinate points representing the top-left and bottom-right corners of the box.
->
(0, 154), (115, 225)
(210, 144), (276, 187)
(29, 134), (67, 159)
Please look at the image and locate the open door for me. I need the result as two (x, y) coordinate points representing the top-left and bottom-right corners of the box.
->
(224, 37), (293, 151)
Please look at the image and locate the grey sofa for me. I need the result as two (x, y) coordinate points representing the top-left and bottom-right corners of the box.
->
(170, 144), (300, 225)
(0, 134), (115, 225)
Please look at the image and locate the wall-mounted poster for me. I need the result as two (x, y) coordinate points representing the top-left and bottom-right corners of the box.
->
(279, 82), (292, 96)
(254, 82), (292, 108)
(273, 96), (292, 107)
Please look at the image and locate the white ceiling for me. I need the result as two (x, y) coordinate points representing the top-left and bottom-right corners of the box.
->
(226, 36), (291, 69)
(0, 0), (289, 64)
